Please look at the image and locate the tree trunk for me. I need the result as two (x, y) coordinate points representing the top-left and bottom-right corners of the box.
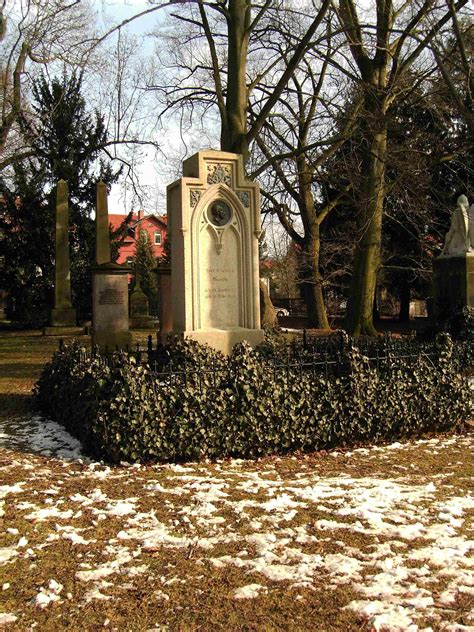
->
(345, 94), (387, 337)
(298, 234), (330, 330)
(260, 279), (278, 327)
(221, 0), (250, 160)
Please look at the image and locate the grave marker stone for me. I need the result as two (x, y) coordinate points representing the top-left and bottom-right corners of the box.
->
(44, 180), (83, 336)
(433, 194), (474, 325)
(130, 275), (155, 329)
(91, 182), (132, 350)
(166, 150), (264, 354)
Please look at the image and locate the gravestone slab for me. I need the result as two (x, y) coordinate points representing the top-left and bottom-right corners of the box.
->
(433, 253), (474, 321)
(92, 266), (132, 348)
(166, 150), (263, 355)
(91, 182), (131, 350)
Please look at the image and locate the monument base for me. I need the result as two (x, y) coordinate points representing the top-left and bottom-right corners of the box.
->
(165, 328), (264, 356)
(44, 325), (85, 337)
(433, 253), (474, 322)
(130, 316), (157, 330)
(51, 307), (77, 327)
(92, 262), (132, 352)
(91, 330), (132, 351)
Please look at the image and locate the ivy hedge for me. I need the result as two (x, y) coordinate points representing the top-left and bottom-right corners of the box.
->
(34, 333), (473, 464)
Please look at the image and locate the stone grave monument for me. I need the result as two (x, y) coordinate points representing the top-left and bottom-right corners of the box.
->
(91, 182), (132, 350)
(44, 180), (83, 336)
(130, 274), (155, 329)
(166, 150), (264, 354)
(433, 194), (474, 324)
(154, 262), (172, 342)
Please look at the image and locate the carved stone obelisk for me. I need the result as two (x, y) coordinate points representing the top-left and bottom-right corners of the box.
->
(91, 182), (132, 350)
(44, 180), (82, 336)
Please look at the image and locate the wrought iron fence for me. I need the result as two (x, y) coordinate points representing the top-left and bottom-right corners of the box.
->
(59, 330), (442, 392)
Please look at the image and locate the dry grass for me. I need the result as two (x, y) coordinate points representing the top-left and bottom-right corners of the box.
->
(0, 331), (473, 631)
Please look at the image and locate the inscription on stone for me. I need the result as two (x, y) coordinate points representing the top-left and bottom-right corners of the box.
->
(204, 268), (233, 300)
(99, 288), (125, 305)
(201, 224), (241, 328)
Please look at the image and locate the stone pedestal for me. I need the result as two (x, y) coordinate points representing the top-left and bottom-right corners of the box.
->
(92, 263), (132, 350)
(155, 265), (172, 343)
(166, 150), (264, 354)
(433, 253), (474, 323)
(51, 307), (77, 326)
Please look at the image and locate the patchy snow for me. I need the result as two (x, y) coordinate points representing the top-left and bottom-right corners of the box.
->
(0, 414), (85, 459)
(0, 415), (473, 629)
(34, 579), (63, 609)
(233, 583), (267, 599)
(25, 506), (74, 522)
(0, 613), (17, 625)
(0, 547), (17, 564)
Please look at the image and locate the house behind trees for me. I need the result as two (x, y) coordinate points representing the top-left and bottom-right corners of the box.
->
(109, 211), (167, 266)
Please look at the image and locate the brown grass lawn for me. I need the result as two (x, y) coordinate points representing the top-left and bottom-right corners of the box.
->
(0, 331), (473, 632)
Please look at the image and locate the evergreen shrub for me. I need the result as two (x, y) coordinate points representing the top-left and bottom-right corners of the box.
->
(35, 334), (472, 463)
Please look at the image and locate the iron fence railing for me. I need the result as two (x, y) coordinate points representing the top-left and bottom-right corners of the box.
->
(59, 330), (445, 391)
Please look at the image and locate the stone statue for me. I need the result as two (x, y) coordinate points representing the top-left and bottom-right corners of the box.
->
(441, 194), (469, 256)
(468, 202), (474, 252)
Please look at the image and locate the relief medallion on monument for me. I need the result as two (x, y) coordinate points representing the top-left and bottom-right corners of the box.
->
(207, 200), (233, 227)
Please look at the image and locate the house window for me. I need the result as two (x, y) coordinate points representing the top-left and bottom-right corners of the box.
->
(140, 229), (148, 240)
(154, 231), (162, 246)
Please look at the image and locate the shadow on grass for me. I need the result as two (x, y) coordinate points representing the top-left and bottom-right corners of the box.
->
(0, 392), (34, 420)
(0, 361), (48, 380)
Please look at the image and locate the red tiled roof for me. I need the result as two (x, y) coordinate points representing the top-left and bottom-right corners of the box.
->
(108, 213), (167, 231)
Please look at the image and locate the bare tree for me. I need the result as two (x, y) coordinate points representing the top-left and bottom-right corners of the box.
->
(248, 20), (361, 328)
(432, 2), (473, 138)
(330, 0), (470, 336)
(0, 0), (94, 171)
(148, 0), (331, 161)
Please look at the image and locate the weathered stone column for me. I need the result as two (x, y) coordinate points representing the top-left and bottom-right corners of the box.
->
(96, 181), (111, 265)
(91, 182), (132, 350)
(44, 180), (83, 335)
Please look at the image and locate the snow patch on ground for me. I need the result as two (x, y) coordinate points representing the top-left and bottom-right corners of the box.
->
(0, 414), (85, 459)
(0, 414), (472, 629)
(34, 579), (63, 609)
(233, 584), (267, 599)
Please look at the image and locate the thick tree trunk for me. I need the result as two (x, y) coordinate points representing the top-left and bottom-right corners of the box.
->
(260, 279), (278, 327)
(299, 234), (330, 330)
(221, 0), (250, 160)
(293, 156), (330, 329)
(345, 98), (387, 337)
